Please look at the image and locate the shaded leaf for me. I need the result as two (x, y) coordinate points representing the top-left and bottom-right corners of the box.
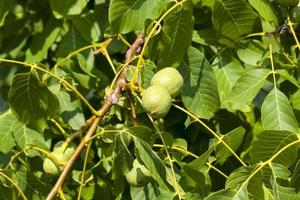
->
(212, 0), (258, 43)
(0, 0), (15, 27)
(215, 127), (245, 164)
(8, 72), (60, 132)
(50, 0), (88, 19)
(25, 19), (62, 63)
(156, 5), (194, 68)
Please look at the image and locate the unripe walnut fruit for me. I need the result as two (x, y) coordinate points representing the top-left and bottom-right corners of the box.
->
(43, 151), (65, 176)
(125, 159), (151, 187)
(142, 85), (171, 119)
(151, 67), (183, 97)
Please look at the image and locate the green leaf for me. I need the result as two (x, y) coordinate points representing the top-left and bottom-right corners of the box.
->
(50, 0), (88, 19)
(215, 127), (245, 164)
(25, 19), (62, 63)
(236, 40), (265, 66)
(249, 130), (299, 167)
(224, 69), (270, 112)
(8, 72), (60, 132)
(248, 0), (279, 26)
(185, 146), (215, 170)
(56, 25), (89, 58)
(276, 70), (300, 88)
(204, 189), (247, 200)
(226, 166), (264, 199)
(156, 5), (194, 68)
(0, 0), (15, 27)
(0, 111), (17, 153)
(109, 0), (168, 34)
(291, 160), (300, 192)
(181, 47), (220, 120)
(212, 0), (258, 42)
(261, 88), (298, 133)
(271, 178), (300, 200)
(130, 182), (164, 200)
(56, 91), (85, 130)
(215, 59), (244, 107)
(0, 110), (48, 154)
(72, 12), (102, 42)
(133, 137), (172, 191)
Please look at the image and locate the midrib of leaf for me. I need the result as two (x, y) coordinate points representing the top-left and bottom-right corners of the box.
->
(273, 88), (282, 130)
(218, 0), (242, 35)
(167, 8), (184, 55)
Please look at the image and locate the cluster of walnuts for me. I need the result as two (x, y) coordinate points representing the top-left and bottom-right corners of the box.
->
(142, 67), (183, 119)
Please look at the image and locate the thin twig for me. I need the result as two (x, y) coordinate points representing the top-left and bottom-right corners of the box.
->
(46, 34), (145, 200)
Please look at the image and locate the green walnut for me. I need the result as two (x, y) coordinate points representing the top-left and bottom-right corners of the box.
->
(275, 0), (299, 6)
(125, 159), (152, 187)
(142, 85), (171, 119)
(151, 67), (183, 97)
(43, 142), (76, 175)
(43, 151), (65, 176)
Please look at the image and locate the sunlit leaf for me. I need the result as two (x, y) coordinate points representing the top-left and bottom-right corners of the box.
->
(261, 88), (298, 133)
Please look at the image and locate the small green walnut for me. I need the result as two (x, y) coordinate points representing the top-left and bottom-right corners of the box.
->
(43, 142), (76, 175)
(275, 0), (298, 7)
(43, 151), (65, 176)
(142, 85), (171, 119)
(151, 67), (183, 97)
(125, 159), (152, 187)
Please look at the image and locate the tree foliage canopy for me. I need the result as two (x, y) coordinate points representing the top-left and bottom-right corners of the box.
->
(1, 0), (300, 199)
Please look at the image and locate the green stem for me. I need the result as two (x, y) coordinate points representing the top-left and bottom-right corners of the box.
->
(0, 58), (99, 116)
(0, 170), (28, 200)
(172, 104), (247, 167)
(77, 142), (92, 200)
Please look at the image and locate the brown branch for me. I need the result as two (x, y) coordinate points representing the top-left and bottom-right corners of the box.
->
(46, 34), (145, 200)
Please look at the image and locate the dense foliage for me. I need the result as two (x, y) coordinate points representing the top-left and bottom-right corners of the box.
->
(1, 0), (300, 199)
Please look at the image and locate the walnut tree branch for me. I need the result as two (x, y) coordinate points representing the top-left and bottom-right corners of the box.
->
(46, 34), (145, 200)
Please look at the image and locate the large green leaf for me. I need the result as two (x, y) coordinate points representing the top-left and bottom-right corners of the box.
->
(156, 5), (194, 68)
(109, 0), (169, 34)
(0, 110), (48, 154)
(271, 178), (300, 200)
(25, 19), (62, 63)
(224, 69), (270, 112)
(181, 47), (220, 120)
(215, 59), (244, 107)
(8, 72), (60, 132)
(248, 0), (279, 26)
(56, 91), (85, 130)
(226, 166), (264, 199)
(291, 160), (300, 192)
(215, 127), (245, 164)
(0, 0), (15, 27)
(249, 130), (299, 167)
(50, 0), (88, 19)
(0, 111), (17, 153)
(212, 0), (258, 42)
(133, 138), (172, 191)
(261, 88), (298, 133)
(72, 12), (102, 42)
(56, 25), (89, 58)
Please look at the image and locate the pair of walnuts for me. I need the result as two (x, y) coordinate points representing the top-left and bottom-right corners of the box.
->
(142, 67), (183, 119)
